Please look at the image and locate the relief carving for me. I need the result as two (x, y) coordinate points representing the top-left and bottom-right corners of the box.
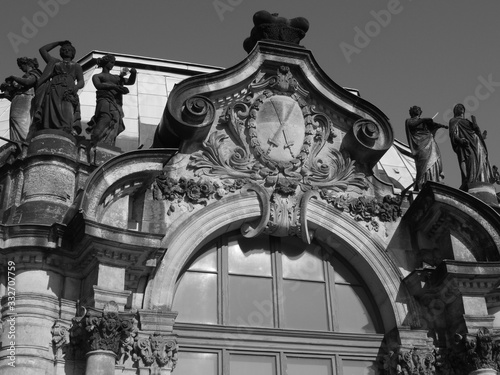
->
(434, 328), (500, 374)
(135, 332), (178, 371)
(382, 348), (436, 375)
(154, 65), (401, 237)
(68, 302), (137, 357)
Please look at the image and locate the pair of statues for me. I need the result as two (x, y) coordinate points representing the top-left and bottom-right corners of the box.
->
(0, 41), (136, 147)
(406, 104), (494, 191)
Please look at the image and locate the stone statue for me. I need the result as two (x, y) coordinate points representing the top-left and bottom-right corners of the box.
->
(86, 54), (136, 146)
(31, 40), (84, 136)
(243, 11), (310, 53)
(449, 103), (492, 190)
(405, 106), (447, 190)
(0, 57), (42, 142)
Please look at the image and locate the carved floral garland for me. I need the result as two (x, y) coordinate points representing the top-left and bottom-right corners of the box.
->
(152, 174), (402, 226)
(153, 65), (402, 230)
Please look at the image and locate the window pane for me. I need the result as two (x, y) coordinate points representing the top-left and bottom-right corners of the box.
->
(282, 280), (328, 330)
(287, 357), (332, 375)
(336, 284), (377, 333)
(228, 236), (271, 276)
(333, 260), (359, 285)
(188, 247), (217, 272)
(282, 244), (325, 281)
(228, 275), (273, 327)
(230, 354), (276, 375)
(175, 352), (218, 375)
(342, 359), (377, 375)
(173, 272), (217, 324)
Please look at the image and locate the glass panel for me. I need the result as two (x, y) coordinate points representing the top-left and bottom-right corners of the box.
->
(342, 359), (377, 375)
(282, 244), (325, 281)
(287, 357), (332, 375)
(282, 280), (328, 330)
(173, 272), (217, 324)
(228, 236), (271, 276)
(188, 247), (217, 272)
(333, 259), (359, 285)
(175, 352), (218, 375)
(336, 284), (377, 333)
(228, 275), (273, 327)
(230, 354), (276, 375)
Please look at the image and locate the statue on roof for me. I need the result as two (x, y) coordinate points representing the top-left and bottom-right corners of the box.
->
(243, 11), (309, 53)
(86, 54), (137, 147)
(405, 106), (447, 190)
(0, 57), (42, 142)
(449, 103), (493, 190)
(31, 40), (84, 137)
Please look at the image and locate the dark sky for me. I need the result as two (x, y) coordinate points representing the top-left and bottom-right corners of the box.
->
(1, 0), (500, 189)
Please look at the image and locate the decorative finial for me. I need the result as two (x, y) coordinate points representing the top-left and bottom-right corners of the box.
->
(243, 10), (309, 53)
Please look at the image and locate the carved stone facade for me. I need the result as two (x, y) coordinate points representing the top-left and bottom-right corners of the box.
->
(1, 12), (500, 375)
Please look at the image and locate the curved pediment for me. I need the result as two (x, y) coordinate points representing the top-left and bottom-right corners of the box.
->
(155, 40), (393, 173)
(151, 40), (399, 240)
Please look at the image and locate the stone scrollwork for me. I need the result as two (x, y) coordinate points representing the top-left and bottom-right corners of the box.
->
(51, 320), (70, 360)
(153, 64), (402, 237)
(432, 327), (500, 374)
(382, 348), (436, 375)
(65, 302), (178, 373)
(85, 302), (137, 355)
(135, 332), (178, 371)
(453, 327), (500, 373)
(68, 302), (137, 358)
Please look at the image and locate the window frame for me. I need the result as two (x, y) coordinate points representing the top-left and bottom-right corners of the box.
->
(173, 233), (382, 334)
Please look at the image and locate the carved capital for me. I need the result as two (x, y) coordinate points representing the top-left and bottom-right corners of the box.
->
(382, 347), (436, 375)
(69, 302), (138, 359)
(135, 332), (178, 371)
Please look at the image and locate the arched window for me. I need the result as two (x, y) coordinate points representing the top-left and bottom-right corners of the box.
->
(172, 233), (382, 375)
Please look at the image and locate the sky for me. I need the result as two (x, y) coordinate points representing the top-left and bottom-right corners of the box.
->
(1, 0), (500, 190)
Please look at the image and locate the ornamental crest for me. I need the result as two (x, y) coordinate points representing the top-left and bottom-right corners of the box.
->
(153, 64), (401, 238)
(190, 65), (366, 194)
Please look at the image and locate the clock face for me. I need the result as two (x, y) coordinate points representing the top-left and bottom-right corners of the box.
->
(256, 95), (305, 163)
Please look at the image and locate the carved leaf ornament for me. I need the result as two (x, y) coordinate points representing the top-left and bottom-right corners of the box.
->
(154, 66), (401, 236)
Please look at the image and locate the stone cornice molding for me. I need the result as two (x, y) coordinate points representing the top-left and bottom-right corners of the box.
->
(0, 222), (65, 249)
(405, 261), (500, 299)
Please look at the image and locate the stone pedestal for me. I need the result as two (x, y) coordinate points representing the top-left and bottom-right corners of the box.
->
(85, 350), (116, 375)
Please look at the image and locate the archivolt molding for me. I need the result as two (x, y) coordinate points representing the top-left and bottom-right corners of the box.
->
(79, 149), (173, 221)
(144, 193), (410, 331)
(406, 182), (500, 261)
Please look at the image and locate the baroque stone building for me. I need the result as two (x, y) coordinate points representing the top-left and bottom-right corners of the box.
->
(2, 13), (500, 375)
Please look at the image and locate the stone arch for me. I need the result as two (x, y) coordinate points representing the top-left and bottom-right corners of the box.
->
(79, 149), (173, 221)
(144, 192), (412, 333)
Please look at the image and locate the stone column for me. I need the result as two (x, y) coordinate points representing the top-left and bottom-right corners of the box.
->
(85, 350), (116, 375)
(69, 301), (137, 375)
